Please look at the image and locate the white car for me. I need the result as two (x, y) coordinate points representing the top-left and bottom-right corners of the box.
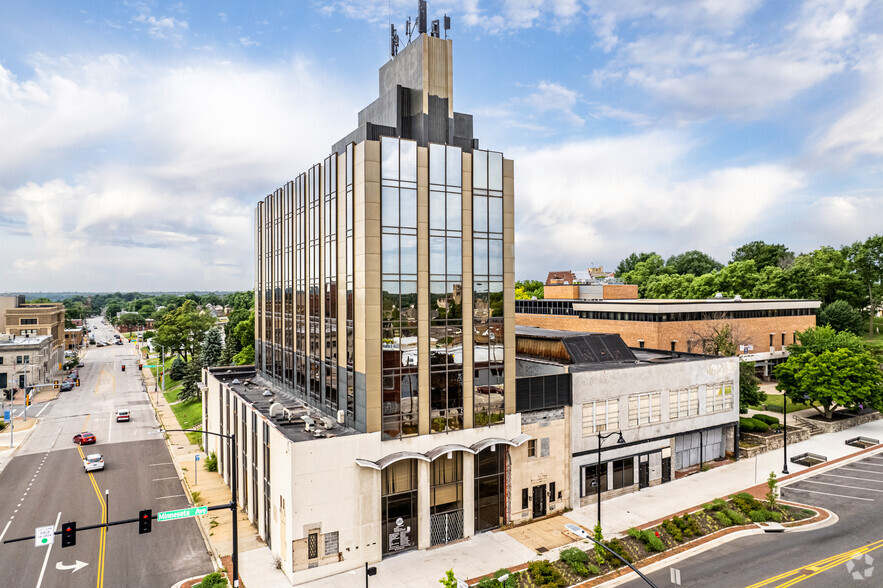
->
(83, 454), (104, 472)
(116, 410), (130, 422)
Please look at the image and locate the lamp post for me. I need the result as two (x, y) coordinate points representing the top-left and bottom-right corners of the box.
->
(12, 364), (36, 422)
(782, 393), (789, 475)
(595, 430), (625, 527)
(159, 428), (239, 587)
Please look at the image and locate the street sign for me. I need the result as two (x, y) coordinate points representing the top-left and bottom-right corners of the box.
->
(35, 525), (54, 547)
(195, 455), (200, 461)
(157, 506), (207, 522)
(4, 410), (10, 421)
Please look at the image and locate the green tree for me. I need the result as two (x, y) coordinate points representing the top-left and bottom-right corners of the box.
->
(515, 279), (544, 300)
(846, 235), (883, 336)
(178, 358), (202, 401)
(774, 347), (883, 419)
(665, 250), (723, 276)
(201, 329), (223, 367)
(817, 300), (864, 335)
(616, 252), (657, 277)
(621, 254), (670, 296)
(439, 569), (458, 588)
(788, 326), (866, 356)
(739, 362), (765, 413)
(731, 241), (793, 270)
(232, 310), (255, 365)
(788, 247), (863, 306)
(642, 273), (694, 299)
(169, 357), (187, 381)
(152, 300), (216, 361)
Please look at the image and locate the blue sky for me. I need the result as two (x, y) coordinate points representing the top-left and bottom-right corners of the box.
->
(1, 0), (882, 291)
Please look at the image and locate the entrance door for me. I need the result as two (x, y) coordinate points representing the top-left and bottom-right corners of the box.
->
(638, 461), (650, 489)
(661, 457), (671, 483)
(532, 484), (546, 518)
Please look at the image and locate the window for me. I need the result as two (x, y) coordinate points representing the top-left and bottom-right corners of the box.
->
(611, 458), (634, 489)
(540, 438), (550, 457)
(670, 341), (677, 351)
(0, 357), (3, 365)
(706, 384), (734, 412)
(527, 439), (537, 458)
(582, 399), (618, 435)
(638, 340), (645, 349)
(324, 531), (339, 556)
(781, 333), (785, 346)
(20, 318), (37, 325)
(549, 482), (556, 502)
(669, 388), (699, 419)
(793, 331), (797, 344)
(307, 531), (318, 559)
(522, 488), (529, 509)
(581, 464), (607, 497)
(769, 334), (774, 346)
(15, 356), (22, 364)
(628, 393), (661, 426)
(20, 330), (37, 338)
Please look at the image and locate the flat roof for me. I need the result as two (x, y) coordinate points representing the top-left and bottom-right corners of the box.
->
(0, 335), (51, 346)
(569, 298), (821, 313)
(209, 366), (359, 444)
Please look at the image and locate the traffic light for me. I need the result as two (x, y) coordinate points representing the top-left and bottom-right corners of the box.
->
(76, 379), (80, 387)
(54, 380), (59, 389)
(61, 522), (76, 548)
(139, 363), (143, 370)
(138, 509), (152, 534)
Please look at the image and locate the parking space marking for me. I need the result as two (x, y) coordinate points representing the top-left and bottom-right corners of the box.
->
(800, 480), (883, 493)
(783, 487), (873, 501)
(840, 466), (883, 474)
(818, 472), (883, 483)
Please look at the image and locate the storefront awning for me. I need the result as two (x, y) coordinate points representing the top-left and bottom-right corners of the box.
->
(425, 444), (476, 461)
(356, 435), (531, 469)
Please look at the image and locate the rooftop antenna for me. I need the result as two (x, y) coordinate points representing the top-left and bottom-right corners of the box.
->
(389, 23), (400, 58)
(444, 13), (451, 39)
(418, 0), (427, 34)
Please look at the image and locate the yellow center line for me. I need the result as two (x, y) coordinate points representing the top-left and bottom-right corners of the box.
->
(76, 445), (106, 588)
(745, 539), (883, 588)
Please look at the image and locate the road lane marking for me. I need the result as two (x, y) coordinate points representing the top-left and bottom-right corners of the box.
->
(0, 520), (11, 542)
(36, 404), (49, 418)
(156, 494), (186, 500)
(35, 511), (61, 588)
(800, 480), (883, 492)
(77, 446), (106, 588)
(149, 463), (174, 467)
(745, 539), (883, 588)
(152, 477), (178, 481)
(818, 472), (883, 483)
(782, 487), (873, 500)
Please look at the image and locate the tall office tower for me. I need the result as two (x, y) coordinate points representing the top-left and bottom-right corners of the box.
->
(248, 26), (523, 563)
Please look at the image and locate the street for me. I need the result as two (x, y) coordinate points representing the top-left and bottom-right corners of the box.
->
(619, 452), (883, 588)
(0, 318), (213, 588)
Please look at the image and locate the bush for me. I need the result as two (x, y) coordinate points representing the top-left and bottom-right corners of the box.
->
(751, 419), (770, 433)
(662, 519), (683, 542)
(195, 572), (228, 588)
(739, 417), (756, 433)
(702, 499), (727, 512)
(587, 563), (601, 575)
(604, 538), (633, 565)
(528, 560), (566, 588)
(725, 509), (747, 525)
(753, 414), (780, 426)
(627, 527), (642, 540)
(732, 492), (762, 513)
(714, 511), (732, 526)
(169, 357), (187, 381)
(749, 510), (767, 523)
(767, 510), (783, 522)
(560, 547), (590, 576)
(642, 530), (665, 552)
(204, 452), (218, 472)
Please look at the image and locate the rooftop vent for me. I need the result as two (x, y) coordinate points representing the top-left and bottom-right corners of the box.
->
(734, 295), (742, 301)
(268, 402), (284, 418)
(714, 292), (723, 298)
(262, 389), (273, 397)
(232, 379), (241, 384)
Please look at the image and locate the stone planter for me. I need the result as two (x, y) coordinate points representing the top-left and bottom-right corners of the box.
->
(796, 411), (882, 434)
(739, 425), (811, 458)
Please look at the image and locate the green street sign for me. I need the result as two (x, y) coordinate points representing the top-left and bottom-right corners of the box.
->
(157, 506), (207, 522)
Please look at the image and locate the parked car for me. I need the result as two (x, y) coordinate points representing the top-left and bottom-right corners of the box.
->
(70, 370), (78, 378)
(73, 432), (96, 445)
(115, 410), (130, 422)
(83, 454), (104, 472)
(115, 340), (123, 345)
(77, 362), (85, 367)
(60, 382), (74, 392)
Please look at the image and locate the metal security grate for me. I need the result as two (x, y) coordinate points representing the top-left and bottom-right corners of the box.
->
(430, 510), (464, 546)
(308, 532), (318, 559)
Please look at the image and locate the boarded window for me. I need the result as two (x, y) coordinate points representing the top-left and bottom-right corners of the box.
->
(324, 531), (339, 556)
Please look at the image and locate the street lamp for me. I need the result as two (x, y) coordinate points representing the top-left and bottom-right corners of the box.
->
(594, 430), (625, 527)
(564, 523), (658, 587)
(782, 394), (789, 475)
(12, 364), (37, 422)
(157, 428), (240, 587)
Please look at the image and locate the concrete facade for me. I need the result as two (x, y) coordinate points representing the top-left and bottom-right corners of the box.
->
(0, 334), (53, 393)
(0, 296), (65, 375)
(509, 406), (570, 522)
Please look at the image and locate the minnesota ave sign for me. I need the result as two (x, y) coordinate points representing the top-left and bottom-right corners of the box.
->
(157, 506), (208, 522)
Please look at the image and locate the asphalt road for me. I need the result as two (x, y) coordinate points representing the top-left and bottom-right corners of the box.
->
(619, 452), (883, 588)
(0, 318), (212, 588)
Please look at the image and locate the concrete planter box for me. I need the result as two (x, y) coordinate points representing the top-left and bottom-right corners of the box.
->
(739, 425), (811, 459)
(796, 411), (882, 434)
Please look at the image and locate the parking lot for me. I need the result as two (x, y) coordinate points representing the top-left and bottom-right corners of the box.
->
(781, 453), (883, 505)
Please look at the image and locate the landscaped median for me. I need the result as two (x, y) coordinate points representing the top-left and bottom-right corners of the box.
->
(464, 481), (822, 588)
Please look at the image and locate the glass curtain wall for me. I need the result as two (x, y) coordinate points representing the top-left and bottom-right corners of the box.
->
(308, 165), (322, 405)
(474, 446), (505, 532)
(381, 137), (419, 440)
(472, 150), (505, 426)
(283, 182), (294, 386)
(345, 145), (356, 424)
(274, 189), (283, 379)
(323, 156), (339, 412)
(295, 175), (307, 395)
(381, 460), (418, 555)
(428, 143), (464, 433)
(255, 203), (264, 371)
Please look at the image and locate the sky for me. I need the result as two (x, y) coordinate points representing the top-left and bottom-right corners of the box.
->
(1, 0), (882, 292)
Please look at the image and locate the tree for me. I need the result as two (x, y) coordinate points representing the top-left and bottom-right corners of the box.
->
(731, 241), (793, 271)
(787, 325), (866, 356)
(846, 235), (883, 336)
(169, 357), (187, 381)
(152, 300), (216, 361)
(739, 362), (765, 412)
(787, 248), (862, 307)
(817, 300), (864, 335)
(178, 359), (202, 402)
(201, 329), (223, 367)
(691, 321), (745, 356)
(774, 347), (883, 419)
(232, 311), (255, 365)
(615, 252), (657, 277)
(439, 569), (458, 588)
(515, 279), (544, 300)
(665, 250), (723, 276)
(621, 254), (670, 296)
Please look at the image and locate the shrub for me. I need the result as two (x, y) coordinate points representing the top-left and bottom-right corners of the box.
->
(766, 471), (779, 511)
(642, 530), (665, 552)
(767, 511), (783, 523)
(751, 419), (770, 433)
(684, 514), (702, 536)
(195, 572), (228, 588)
(753, 414), (780, 426)
(714, 511), (732, 526)
(604, 538), (633, 565)
(725, 509), (747, 525)
(204, 452), (218, 472)
(662, 519), (683, 542)
(627, 527), (642, 540)
(732, 492), (762, 513)
(749, 510), (767, 523)
(528, 560), (566, 588)
(587, 563), (601, 575)
(739, 417), (756, 433)
(703, 499), (727, 512)
(560, 547), (590, 576)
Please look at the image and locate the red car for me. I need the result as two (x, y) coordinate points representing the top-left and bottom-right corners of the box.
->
(73, 432), (96, 445)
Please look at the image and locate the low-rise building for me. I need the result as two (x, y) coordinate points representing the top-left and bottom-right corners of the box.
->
(0, 295), (66, 372)
(64, 328), (84, 351)
(0, 334), (53, 394)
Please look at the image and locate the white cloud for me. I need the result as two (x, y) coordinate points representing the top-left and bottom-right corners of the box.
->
(513, 133), (806, 278)
(131, 3), (189, 41)
(218, 12), (227, 22)
(0, 52), (365, 290)
(239, 36), (260, 47)
(524, 81), (583, 125)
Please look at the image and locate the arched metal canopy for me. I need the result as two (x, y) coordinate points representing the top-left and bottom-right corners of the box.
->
(355, 435), (531, 469)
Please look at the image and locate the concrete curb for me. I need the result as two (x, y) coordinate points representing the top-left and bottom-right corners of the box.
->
(0, 420), (39, 475)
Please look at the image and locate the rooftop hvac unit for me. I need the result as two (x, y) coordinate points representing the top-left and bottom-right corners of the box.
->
(337, 409), (345, 424)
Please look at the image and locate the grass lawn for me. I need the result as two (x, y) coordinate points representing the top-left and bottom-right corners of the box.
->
(750, 392), (811, 413)
(168, 398), (204, 445)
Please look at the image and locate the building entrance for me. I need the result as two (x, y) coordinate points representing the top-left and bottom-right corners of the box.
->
(382, 460), (418, 556)
(532, 484), (546, 518)
(474, 446), (506, 533)
(430, 453), (464, 546)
